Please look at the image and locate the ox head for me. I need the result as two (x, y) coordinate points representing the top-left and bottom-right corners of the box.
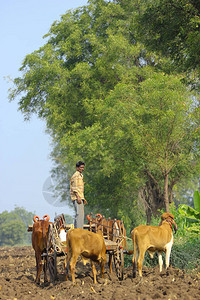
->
(159, 213), (178, 234)
(87, 213), (102, 223)
(33, 215), (50, 222)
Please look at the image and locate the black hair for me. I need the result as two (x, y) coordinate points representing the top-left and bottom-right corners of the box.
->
(76, 161), (85, 167)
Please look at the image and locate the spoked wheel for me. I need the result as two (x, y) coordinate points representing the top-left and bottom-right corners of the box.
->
(113, 246), (124, 280)
(47, 223), (57, 283)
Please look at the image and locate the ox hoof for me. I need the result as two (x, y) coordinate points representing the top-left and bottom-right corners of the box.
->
(98, 278), (106, 284)
(44, 280), (49, 287)
(74, 279), (81, 285)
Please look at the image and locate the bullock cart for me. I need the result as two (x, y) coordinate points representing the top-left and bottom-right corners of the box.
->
(85, 213), (127, 280)
(42, 214), (72, 283)
(42, 214), (127, 282)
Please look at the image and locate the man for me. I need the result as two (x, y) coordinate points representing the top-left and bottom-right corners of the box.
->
(70, 161), (87, 228)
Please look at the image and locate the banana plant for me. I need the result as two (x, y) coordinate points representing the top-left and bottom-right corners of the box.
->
(178, 190), (200, 233)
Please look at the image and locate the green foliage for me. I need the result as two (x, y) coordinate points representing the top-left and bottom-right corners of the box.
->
(193, 190), (200, 212)
(134, 0), (200, 70)
(0, 207), (34, 246)
(171, 236), (200, 270)
(133, 0), (200, 92)
(178, 190), (200, 234)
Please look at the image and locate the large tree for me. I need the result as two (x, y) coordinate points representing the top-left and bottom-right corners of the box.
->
(64, 73), (200, 222)
(9, 0), (200, 224)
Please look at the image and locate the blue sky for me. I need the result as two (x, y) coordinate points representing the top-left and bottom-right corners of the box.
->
(0, 0), (88, 221)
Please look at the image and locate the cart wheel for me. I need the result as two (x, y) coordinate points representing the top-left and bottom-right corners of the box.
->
(47, 223), (57, 283)
(113, 246), (124, 280)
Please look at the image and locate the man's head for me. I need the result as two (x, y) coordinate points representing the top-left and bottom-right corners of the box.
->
(76, 161), (85, 173)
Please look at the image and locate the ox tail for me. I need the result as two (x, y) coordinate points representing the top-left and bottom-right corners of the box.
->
(66, 230), (72, 261)
(42, 222), (47, 241)
(131, 229), (137, 278)
(124, 229), (128, 251)
(123, 250), (133, 255)
(65, 230), (72, 275)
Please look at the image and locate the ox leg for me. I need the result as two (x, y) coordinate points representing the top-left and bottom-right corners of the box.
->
(108, 254), (113, 273)
(158, 251), (163, 272)
(165, 247), (172, 269)
(132, 259), (136, 278)
(132, 246), (139, 278)
(137, 251), (145, 277)
(100, 257), (106, 278)
(91, 261), (97, 284)
(64, 257), (69, 281)
(43, 257), (48, 283)
(70, 255), (78, 283)
(35, 253), (42, 284)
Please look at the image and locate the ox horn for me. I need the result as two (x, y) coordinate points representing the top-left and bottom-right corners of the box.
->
(33, 215), (40, 222)
(95, 213), (102, 219)
(43, 215), (50, 221)
(87, 215), (90, 221)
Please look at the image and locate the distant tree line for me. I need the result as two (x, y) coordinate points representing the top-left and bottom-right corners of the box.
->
(0, 207), (73, 247)
(0, 207), (33, 246)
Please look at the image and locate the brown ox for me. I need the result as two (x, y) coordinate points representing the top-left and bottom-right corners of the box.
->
(32, 215), (51, 284)
(131, 212), (178, 277)
(65, 228), (106, 284)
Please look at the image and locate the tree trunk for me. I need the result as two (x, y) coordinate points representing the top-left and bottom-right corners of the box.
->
(139, 176), (164, 224)
(163, 172), (169, 212)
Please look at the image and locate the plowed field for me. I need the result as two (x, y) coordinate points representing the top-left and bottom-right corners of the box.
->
(0, 246), (199, 299)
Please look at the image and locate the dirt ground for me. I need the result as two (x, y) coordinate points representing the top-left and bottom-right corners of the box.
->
(0, 246), (200, 300)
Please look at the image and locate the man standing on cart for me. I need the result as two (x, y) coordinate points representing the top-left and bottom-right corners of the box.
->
(70, 161), (87, 228)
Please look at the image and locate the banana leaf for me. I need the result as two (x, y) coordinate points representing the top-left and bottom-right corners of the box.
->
(193, 190), (200, 213)
(187, 225), (200, 233)
(178, 204), (200, 222)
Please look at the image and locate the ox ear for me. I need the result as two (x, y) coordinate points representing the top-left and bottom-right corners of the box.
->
(43, 215), (50, 221)
(33, 215), (40, 222)
(172, 220), (178, 234)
